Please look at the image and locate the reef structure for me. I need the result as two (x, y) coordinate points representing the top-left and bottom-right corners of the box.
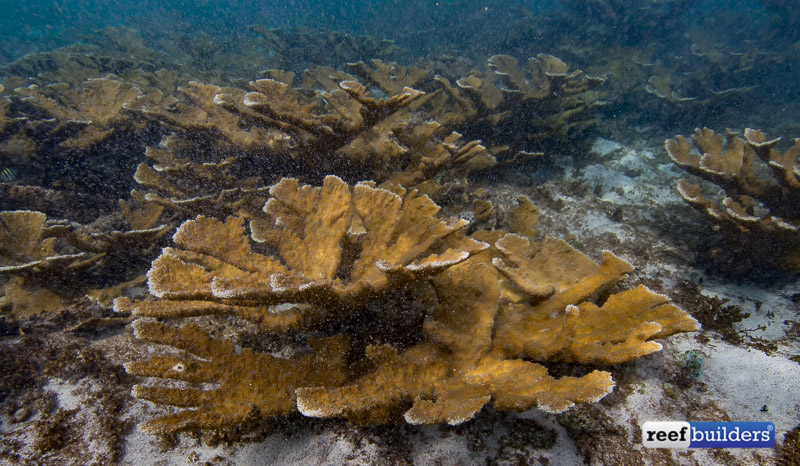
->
(666, 127), (800, 271)
(117, 176), (699, 433)
(0, 209), (167, 319)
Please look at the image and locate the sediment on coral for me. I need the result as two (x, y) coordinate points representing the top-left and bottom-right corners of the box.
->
(118, 177), (698, 433)
(666, 127), (800, 272)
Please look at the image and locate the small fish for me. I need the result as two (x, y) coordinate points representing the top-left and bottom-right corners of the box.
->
(0, 168), (17, 182)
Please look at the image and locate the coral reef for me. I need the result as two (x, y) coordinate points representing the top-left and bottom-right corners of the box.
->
(666, 127), (800, 271)
(4, 12), (799, 463)
(640, 31), (767, 110)
(127, 71), (500, 221)
(0, 209), (167, 319)
(0, 29), (157, 89)
(339, 54), (603, 161)
(129, 76), (425, 208)
(119, 177), (698, 433)
(3, 43), (601, 232)
(561, 21), (782, 137)
(0, 75), (168, 203)
(116, 175), (486, 331)
(450, 54), (604, 156)
(124, 322), (350, 433)
(0, 211), (90, 277)
(13, 76), (143, 150)
(0, 210), (91, 319)
(0, 27), (409, 90)
(2, 10), (800, 463)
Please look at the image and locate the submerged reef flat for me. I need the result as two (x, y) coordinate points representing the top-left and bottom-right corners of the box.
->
(1, 16), (800, 465)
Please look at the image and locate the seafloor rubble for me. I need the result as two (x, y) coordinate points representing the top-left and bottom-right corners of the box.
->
(1, 26), (799, 465)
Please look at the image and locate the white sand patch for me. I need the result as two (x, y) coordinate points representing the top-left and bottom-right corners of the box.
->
(122, 424), (385, 465)
(671, 336), (800, 432)
(517, 412), (585, 464)
(598, 333), (792, 464)
(0, 378), (121, 465)
(693, 275), (800, 344)
(581, 138), (684, 207)
(411, 429), (478, 464)
(43, 379), (84, 411)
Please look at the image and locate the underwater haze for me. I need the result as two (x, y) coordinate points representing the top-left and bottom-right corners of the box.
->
(2, 1), (800, 465)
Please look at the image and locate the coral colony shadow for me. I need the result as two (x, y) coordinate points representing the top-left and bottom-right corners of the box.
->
(1, 0), (800, 464)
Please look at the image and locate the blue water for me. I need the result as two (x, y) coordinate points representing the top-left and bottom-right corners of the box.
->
(0, 1), (780, 61)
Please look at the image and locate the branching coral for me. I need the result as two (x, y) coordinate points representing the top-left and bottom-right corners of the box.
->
(490, 234), (700, 364)
(643, 41), (760, 108)
(13, 76), (144, 150)
(128, 136), (268, 222)
(125, 321), (349, 433)
(0, 210), (88, 276)
(0, 210), (90, 319)
(0, 209), (167, 319)
(127, 76), (436, 221)
(127, 69), (503, 222)
(345, 54), (601, 159)
(0, 31), (157, 90)
(295, 258), (619, 425)
(116, 175), (486, 329)
(0, 31), (704, 436)
(0, 85), (15, 134)
(328, 54), (602, 165)
(452, 54), (604, 155)
(666, 128), (800, 270)
(125, 52), (603, 224)
(0, 73), (170, 204)
(137, 76), (423, 168)
(296, 234), (698, 424)
(119, 177), (698, 433)
(348, 59), (431, 97)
